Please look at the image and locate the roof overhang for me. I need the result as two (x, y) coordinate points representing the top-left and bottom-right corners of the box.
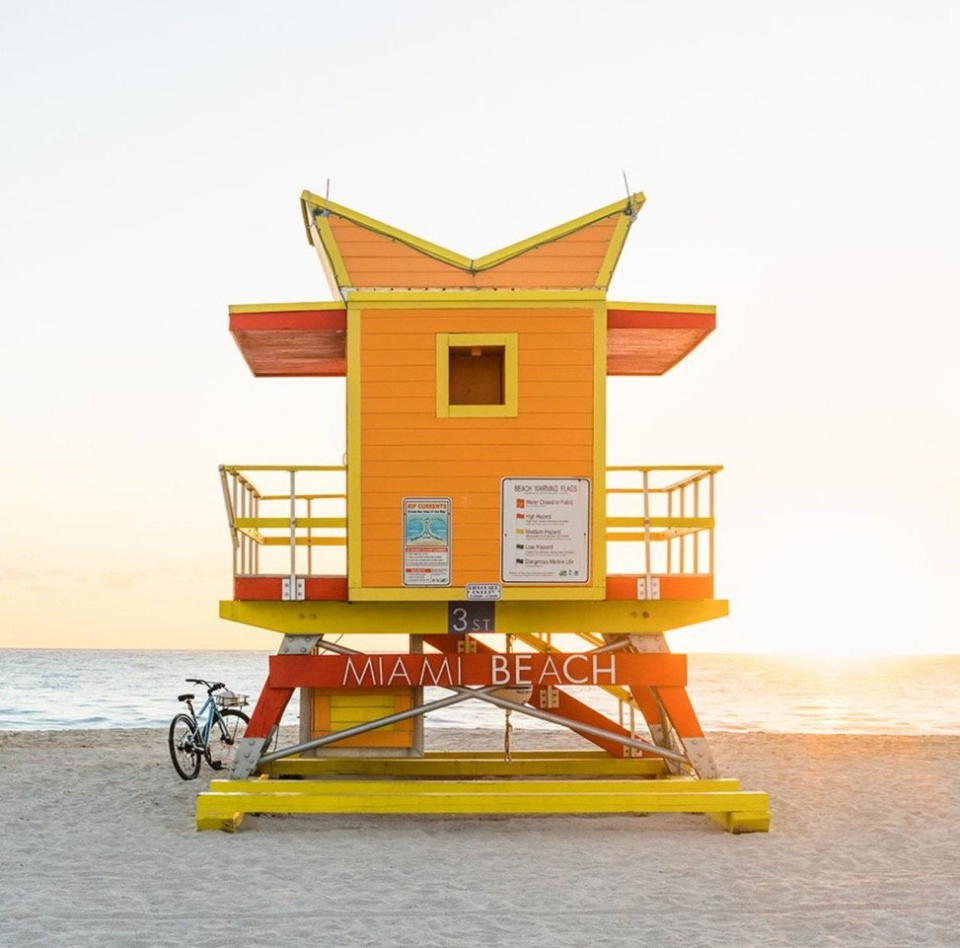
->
(606, 303), (715, 375)
(229, 300), (715, 378)
(229, 303), (346, 377)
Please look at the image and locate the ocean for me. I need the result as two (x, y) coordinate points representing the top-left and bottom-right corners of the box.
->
(1, 649), (958, 734)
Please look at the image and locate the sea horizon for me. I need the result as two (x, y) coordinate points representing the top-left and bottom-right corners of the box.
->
(2, 648), (958, 736)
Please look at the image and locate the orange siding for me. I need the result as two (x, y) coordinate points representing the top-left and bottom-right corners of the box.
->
(330, 217), (618, 289)
(310, 688), (415, 749)
(358, 306), (596, 588)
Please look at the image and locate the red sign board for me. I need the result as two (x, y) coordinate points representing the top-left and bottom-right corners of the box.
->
(269, 652), (685, 689)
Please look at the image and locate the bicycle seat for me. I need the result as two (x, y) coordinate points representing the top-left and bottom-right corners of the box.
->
(178, 693), (194, 702)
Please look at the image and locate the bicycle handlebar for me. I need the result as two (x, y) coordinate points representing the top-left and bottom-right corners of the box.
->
(185, 678), (226, 694)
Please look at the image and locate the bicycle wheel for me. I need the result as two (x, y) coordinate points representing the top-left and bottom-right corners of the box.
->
(205, 708), (250, 772)
(168, 713), (202, 780)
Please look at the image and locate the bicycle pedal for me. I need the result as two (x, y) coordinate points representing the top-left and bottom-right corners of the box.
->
(210, 761), (223, 771)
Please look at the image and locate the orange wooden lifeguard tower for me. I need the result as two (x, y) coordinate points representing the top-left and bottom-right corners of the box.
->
(197, 189), (769, 832)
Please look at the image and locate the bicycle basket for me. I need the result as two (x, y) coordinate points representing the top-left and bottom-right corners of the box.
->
(214, 690), (248, 708)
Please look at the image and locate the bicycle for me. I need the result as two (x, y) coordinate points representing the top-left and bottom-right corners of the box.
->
(168, 678), (250, 780)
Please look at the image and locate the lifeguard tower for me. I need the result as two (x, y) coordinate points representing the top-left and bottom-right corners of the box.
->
(197, 189), (769, 833)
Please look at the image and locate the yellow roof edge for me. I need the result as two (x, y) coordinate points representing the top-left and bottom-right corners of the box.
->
(229, 301), (346, 314)
(472, 192), (645, 271)
(299, 189), (645, 277)
(607, 301), (716, 314)
(300, 190), (472, 269)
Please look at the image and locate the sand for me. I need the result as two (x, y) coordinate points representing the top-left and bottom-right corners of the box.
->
(1, 728), (958, 948)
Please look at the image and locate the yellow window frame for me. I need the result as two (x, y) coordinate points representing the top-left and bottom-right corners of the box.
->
(436, 332), (518, 418)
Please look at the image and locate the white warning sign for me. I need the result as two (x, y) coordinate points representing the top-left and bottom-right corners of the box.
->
(501, 478), (591, 584)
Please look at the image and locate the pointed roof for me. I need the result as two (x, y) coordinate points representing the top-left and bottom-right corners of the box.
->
(300, 191), (645, 296)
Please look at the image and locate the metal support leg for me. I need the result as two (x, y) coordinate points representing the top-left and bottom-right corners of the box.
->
(628, 633), (719, 778)
(230, 634), (321, 778)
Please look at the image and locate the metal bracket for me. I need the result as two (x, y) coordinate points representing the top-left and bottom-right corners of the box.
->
(539, 686), (560, 709)
(278, 634), (320, 655)
(636, 576), (661, 600)
(456, 637), (478, 654)
(282, 577), (306, 601)
(230, 737), (267, 779)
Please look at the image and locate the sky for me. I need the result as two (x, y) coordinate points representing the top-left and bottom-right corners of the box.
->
(1, 1), (958, 654)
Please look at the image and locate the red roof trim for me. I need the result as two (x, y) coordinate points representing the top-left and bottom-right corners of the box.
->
(607, 309), (715, 330)
(229, 310), (347, 332)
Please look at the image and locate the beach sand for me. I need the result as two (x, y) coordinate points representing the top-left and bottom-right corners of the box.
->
(1, 728), (958, 947)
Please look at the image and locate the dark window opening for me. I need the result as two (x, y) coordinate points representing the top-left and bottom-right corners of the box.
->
(449, 345), (505, 406)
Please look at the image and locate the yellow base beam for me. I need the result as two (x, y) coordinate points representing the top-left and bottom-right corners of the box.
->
(260, 755), (668, 778)
(219, 598), (729, 637)
(196, 776), (769, 833)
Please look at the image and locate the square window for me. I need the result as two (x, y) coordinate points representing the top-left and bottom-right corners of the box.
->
(436, 333), (518, 418)
(449, 345), (505, 406)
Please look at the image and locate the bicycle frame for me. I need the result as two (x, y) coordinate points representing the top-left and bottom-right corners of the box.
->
(187, 694), (227, 751)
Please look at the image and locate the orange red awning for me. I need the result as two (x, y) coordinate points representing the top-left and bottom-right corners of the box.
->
(230, 302), (714, 378)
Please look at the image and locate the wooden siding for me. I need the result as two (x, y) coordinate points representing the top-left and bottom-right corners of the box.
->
(329, 217), (619, 289)
(310, 688), (415, 748)
(357, 307), (596, 588)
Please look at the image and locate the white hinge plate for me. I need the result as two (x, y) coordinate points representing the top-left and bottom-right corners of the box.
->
(539, 686), (560, 709)
(282, 577), (306, 601)
(636, 577), (661, 600)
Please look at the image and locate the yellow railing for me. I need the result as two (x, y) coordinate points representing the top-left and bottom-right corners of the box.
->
(605, 466), (721, 580)
(219, 463), (720, 582)
(219, 465), (347, 580)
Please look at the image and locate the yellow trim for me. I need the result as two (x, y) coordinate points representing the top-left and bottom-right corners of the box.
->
(347, 290), (606, 304)
(260, 756), (667, 778)
(435, 332), (518, 419)
(220, 598), (730, 636)
(592, 300), (607, 592)
(222, 465), (346, 473)
(259, 536), (345, 547)
(346, 305), (363, 588)
(348, 586), (604, 602)
(235, 517), (345, 529)
(313, 215), (351, 289)
(606, 301), (717, 314)
(197, 779), (768, 826)
(607, 517), (715, 529)
(301, 192), (472, 269)
(469, 194), (644, 271)
(435, 334), (449, 418)
(300, 190), (645, 278)
(228, 301), (346, 314)
(595, 214), (632, 288)
(606, 465), (723, 472)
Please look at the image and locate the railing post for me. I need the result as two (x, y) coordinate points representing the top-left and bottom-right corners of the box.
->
(236, 476), (244, 576)
(253, 494), (259, 574)
(667, 488), (673, 575)
(289, 469), (297, 592)
(679, 485), (686, 574)
(307, 497), (313, 576)
(642, 469), (652, 589)
(693, 476), (700, 574)
(221, 467), (239, 579)
(708, 471), (715, 579)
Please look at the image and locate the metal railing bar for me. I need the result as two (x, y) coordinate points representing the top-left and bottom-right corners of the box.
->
(222, 464), (346, 473)
(258, 687), (497, 763)
(234, 517), (347, 529)
(471, 691), (690, 765)
(258, 494), (346, 501)
(606, 465), (722, 473)
(606, 516), (714, 529)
